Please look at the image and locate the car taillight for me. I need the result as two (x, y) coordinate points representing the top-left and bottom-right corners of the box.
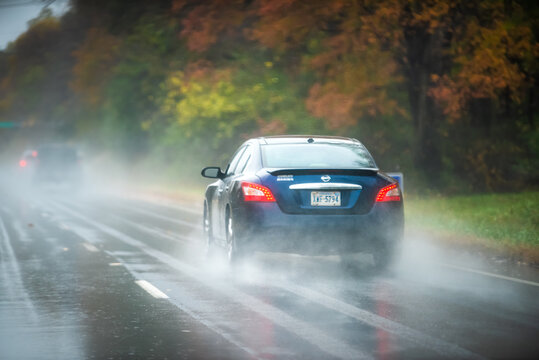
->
(375, 184), (401, 202)
(19, 159), (27, 167)
(242, 182), (276, 202)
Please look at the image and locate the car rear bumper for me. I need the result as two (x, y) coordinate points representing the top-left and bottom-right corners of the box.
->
(232, 202), (403, 255)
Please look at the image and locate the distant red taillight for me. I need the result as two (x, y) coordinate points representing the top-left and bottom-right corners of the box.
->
(242, 182), (276, 202)
(19, 159), (27, 167)
(375, 183), (401, 202)
(31, 151), (38, 157)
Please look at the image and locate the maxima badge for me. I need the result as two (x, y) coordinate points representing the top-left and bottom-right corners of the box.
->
(277, 175), (294, 181)
(321, 175), (331, 182)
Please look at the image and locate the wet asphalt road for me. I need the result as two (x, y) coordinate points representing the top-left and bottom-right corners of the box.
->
(0, 183), (538, 360)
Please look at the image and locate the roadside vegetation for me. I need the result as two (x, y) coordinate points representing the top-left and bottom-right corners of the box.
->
(0, 0), (538, 193)
(406, 192), (539, 261)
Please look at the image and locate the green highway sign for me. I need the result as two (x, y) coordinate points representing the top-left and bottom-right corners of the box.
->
(0, 122), (19, 128)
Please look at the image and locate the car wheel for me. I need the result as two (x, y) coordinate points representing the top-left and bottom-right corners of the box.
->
(225, 212), (245, 265)
(203, 203), (216, 258)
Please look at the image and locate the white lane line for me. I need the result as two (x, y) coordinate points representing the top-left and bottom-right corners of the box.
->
(0, 213), (38, 319)
(112, 215), (196, 245)
(49, 200), (369, 360)
(274, 281), (484, 360)
(52, 216), (104, 246)
(0, 215), (12, 296)
(58, 223), (70, 231)
(61, 198), (202, 230)
(82, 242), (99, 252)
(135, 280), (169, 299)
(122, 205), (202, 230)
(118, 194), (202, 215)
(126, 267), (262, 360)
(33, 199), (260, 359)
(441, 263), (539, 288)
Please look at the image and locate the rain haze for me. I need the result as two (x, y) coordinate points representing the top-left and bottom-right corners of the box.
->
(0, 0), (70, 50)
(0, 1), (538, 359)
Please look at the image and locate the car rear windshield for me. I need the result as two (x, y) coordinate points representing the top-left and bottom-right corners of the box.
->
(261, 143), (377, 169)
(38, 147), (78, 165)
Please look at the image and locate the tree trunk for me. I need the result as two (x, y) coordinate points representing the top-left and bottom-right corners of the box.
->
(404, 25), (443, 179)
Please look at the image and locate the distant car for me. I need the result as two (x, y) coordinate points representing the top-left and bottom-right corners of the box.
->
(18, 149), (38, 169)
(31, 144), (82, 187)
(201, 136), (404, 269)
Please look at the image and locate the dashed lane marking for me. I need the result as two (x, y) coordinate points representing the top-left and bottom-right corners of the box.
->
(112, 215), (197, 245)
(60, 198), (202, 230)
(117, 194), (202, 216)
(82, 242), (99, 252)
(48, 200), (370, 360)
(135, 280), (169, 299)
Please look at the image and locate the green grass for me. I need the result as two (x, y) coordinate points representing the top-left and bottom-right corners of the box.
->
(405, 192), (539, 248)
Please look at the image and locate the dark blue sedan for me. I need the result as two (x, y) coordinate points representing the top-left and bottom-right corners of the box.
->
(201, 136), (403, 269)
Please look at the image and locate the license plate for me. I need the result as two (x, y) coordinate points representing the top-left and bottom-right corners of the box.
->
(311, 191), (341, 206)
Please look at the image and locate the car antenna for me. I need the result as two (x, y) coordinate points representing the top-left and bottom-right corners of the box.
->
(307, 138), (314, 143)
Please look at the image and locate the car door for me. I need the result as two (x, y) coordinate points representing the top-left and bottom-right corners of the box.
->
(233, 145), (252, 179)
(213, 146), (247, 242)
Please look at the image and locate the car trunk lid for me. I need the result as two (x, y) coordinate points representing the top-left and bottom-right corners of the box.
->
(259, 168), (382, 215)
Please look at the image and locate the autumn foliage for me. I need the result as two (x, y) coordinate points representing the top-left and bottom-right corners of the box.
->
(0, 0), (537, 191)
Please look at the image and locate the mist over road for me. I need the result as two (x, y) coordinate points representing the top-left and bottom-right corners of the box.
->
(0, 182), (538, 359)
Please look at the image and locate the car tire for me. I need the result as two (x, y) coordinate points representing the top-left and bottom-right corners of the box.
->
(225, 211), (247, 266)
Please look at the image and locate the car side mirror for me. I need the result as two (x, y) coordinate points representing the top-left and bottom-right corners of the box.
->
(201, 166), (224, 179)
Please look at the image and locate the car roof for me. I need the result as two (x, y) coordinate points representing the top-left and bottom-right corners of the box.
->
(37, 143), (75, 149)
(255, 135), (360, 145)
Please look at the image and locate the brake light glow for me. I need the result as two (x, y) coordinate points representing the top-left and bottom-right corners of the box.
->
(19, 159), (27, 167)
(242, 182), (276, 202)
(375, 184), (401, 202)
(32, 151), (38, 157)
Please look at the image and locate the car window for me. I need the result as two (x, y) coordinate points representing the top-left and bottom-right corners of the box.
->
(38, 147), (78, 165)
(226, 146), (247, 175)
(234, 146), (252, 175)
(260, 143), (377, 169)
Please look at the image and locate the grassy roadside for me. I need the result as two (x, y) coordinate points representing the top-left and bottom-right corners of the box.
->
(405, 192), (539, 263)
